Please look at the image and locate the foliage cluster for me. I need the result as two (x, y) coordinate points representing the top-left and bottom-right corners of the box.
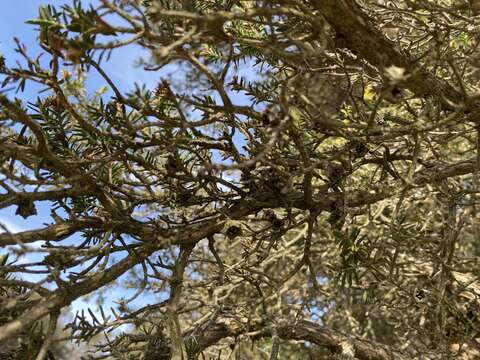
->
(1, 0), (480, 359)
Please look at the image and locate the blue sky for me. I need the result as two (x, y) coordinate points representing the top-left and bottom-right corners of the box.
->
(0, 0), (175, 231)
(0, 0), (256, 232)
(0, 0), (260, 327)
(0, 0), (170, 320)
(0, 1), (62, 233)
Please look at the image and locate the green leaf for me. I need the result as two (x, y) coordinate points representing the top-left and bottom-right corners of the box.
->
(289, 106), (303, 125)
(363, 85), (376, 102)
(25, 19), (62, 30)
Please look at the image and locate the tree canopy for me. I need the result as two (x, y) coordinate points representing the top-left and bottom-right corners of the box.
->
(1, 0), (480, 359)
